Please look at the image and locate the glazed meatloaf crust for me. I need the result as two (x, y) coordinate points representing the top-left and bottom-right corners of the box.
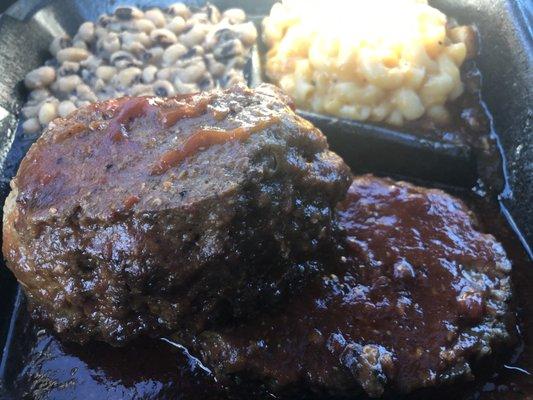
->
(2, 84), (352, 345)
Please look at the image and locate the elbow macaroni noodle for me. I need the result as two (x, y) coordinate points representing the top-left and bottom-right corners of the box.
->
(263, 0), (474, 126)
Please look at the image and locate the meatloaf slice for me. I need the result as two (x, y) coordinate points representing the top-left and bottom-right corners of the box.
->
(2, 84), (352, 345)
(189, 175), (513, 398)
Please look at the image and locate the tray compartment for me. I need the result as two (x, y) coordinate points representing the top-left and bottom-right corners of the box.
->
(298, 110), (477, 186)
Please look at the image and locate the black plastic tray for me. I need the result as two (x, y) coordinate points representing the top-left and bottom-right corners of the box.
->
(0, 0), (531, 399)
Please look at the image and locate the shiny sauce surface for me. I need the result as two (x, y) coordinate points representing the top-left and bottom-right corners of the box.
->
(106, 97), (158, 143)
(105, 93), (207, 143)
(151, 117), (280, 175)
(4, 176), (530, 400)
(103, 95), (280, 176)
(189, 175), (517, 396)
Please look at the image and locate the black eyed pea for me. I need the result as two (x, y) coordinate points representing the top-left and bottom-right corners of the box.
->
(203, 29), (226, 51)
(107, 22), (127, 34)
(96, 65), (117, 81)
(175, 61), (206, 84)
(99, 33), (121, 54)
(22, 118), (41, 134)
(94, 26), (108, 38)
(58, 61), (80, 77)
(81, 69), (95, 86)
(72, 40), (88, 50)
(117, 67), (142, 87)
(118, 20), (137, 32)
(93, 78), (106, 92)
(226, 70), (245, 86)
(173, 80), (198, 94)
(138, 49), (152, 64)
(226, 55), (247, 70)
(81, 69), (94, 84)
(114, 6), (144, 21)
(75, 100), (92, 108)
(234, 22), (258, 47)
(179, 45), (204, 60)
(222, 8), (246, 24)
(130, 84), (155, 96)
(121, 31), (151, 48)
(57, 75), (83, 93)
(209, 62), (225, 77)
(132, 18), (156, 34)
(49, 35), (72, 56)
(113, 54), (143, 70)
(122, 20), (142, 32)
(30, 89), (50, 102)
(162, 43), (188, 66)
(56, 47), (90, 63)
(24, 66), (56, 89)
(58, 100), (77, 118)
(96, 91), (111, 101)
(204, 4), (221, 24)
(38, 101), (58, 125)
(123, 41), (146, 55)
(145, 9), (166, 28)
(50, 80), (60, 92)
(115, 59), (142, 70)
(110, 50), (135, 66)
(80, 55), (102, 70)
(174, 54), (202, 69)
(152, 80), (175, 97)
(167, 3), (191, 19)
(142, 65), (158, 83)
(213, 28), (239, 45)
(23, 99), (38, 107)
(150, 29), (178, 47)
(197, 74), (214, 91)
(189, 12), (209, 24)
(205, 54), (225, 77)
(147, 46), (165, 63)
(76, 22), (95, 42)
(203, 33), (216, 51)
(167, 16), (186, 35)
(120, 31), (137, 46)
(156, 67), (175, 81)
(98, 14), (113, 28)
(76, 84), (98, 102)
(173, 58), (188, 70)
(214, 39), (244, 61)
(136, 32), (152, 47)
(179, 24), (208, 47)
(22, 104), (40, 119)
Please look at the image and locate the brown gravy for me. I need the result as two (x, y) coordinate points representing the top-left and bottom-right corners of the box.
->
(186, 175), (515, 397)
